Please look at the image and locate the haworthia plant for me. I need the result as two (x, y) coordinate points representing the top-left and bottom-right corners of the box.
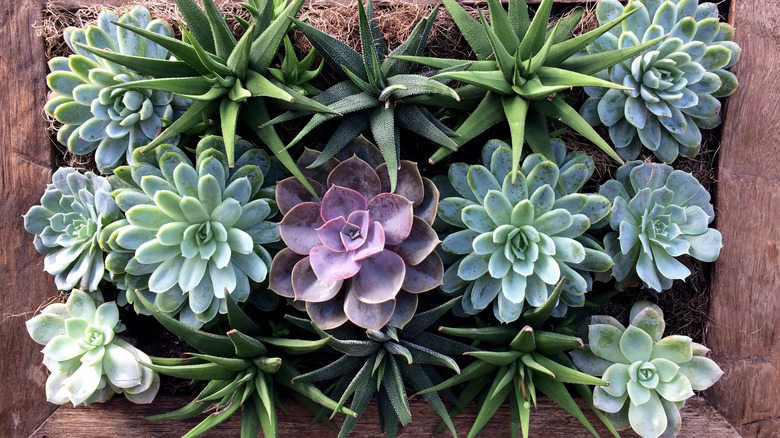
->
(437, 140), (613, 321)
(100, 136), (279, 327)
(264, 0), (461, 192)
(395, 0), (669, 179)
(598, 161), (722, 292)
(45, 7), (190, 172)
(78, 0), (333, 195)
(24, 167), (121, 291)
(571, 301), (723, 438)
(580, 0), (741, 162)
(268, 35), (324, 96)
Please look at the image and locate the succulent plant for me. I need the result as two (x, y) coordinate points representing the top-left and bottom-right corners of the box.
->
(269, 138), (442, 330)
(598, 161), (722, 292)
(286, 298), (470, 438)
(78, 0), (332, 195)
(571, 301), (724, 438)
(423, 282), (612, 438)
(25, 290), (159, 406)
(266, 0), (461, 191)
(24, 167), (121, 291)
(100, 136), (279, 327)
(45, 7), (190, 173)
(437, 140), (613, 321)
(268, 35), (323, 96)
(580, 0), (741, 162)
(134, 291), (350, 438)
(396, 0), (668, 178)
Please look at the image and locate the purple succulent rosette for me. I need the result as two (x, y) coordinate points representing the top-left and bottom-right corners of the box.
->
(269, 139), (442, 330)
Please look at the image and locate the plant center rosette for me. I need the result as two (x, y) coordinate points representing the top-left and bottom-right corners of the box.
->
(269, 145), (442, 330)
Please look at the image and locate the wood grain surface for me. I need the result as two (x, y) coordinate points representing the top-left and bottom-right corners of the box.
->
(30, 395), (739, 438)
(706, 0), (780, 437)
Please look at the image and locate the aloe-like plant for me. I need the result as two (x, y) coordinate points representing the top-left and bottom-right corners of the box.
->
(24, 167), (121, 291)
(45, 7), (190, 172)
(422, 281), (615, 438)
(286, 298), (470, 438)
(269, 138), (442, 330)
(26, 290), (159, 406)
(580, 0), (741, 162)
(598, 161), (722, 292)
(571, 301), (723, 438)
(133, 291), (352, 438)
(77, 0), (333, 194)
(269, 35), (324, 96)
(437, 140), (613, 321)
(266, 0), (461, 191)
(395, 0), (669, 180)
(100, 136), (278, 327)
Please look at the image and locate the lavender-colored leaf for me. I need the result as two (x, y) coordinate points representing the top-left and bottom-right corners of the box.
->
(275, 176), (325, 215)
(377, 161), (424, 205)
(291, 256), (344, 302)
(321, 186), (368, 221)
(326, 156), (381, 200)
(401, 251), (444, 293)
(392, 216), (439, 266)
(279, 202), (324, 255)
(350, 250), (406, 304)
(309, 245), (362, 281)
(367, 193), (413, 245)
(343, 289), (395, 330)
(268, 248), (303, 298)
(317, 217), (347, 252)
(351, 221), (385, 261)
(307, 294), (349, 330)
(387, 291), (418, 329)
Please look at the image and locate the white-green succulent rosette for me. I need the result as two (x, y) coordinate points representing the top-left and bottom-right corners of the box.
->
(436, 140), (614, 322)
(598, 161), (722, 292)
(26, 290), (160, 406)
(23, 167), (121, 292)
(571, 301), (723, 438)
(580, 0), (741, 163)
(45, 7), (190, 173)
(100, 136), (279, 327)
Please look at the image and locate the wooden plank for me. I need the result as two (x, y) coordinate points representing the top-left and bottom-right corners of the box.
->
(0, 1), (60, 437)
(706, 1), (780, 437)
(31, 395), (738, 437)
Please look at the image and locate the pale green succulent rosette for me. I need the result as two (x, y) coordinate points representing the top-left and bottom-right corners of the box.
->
(100, 136), (279, 327)
(598, 161), (721, 292)
(25, 290), (160, 406)
(571, 301), (723, 438)
(23, 167), (120, 291)
(44, 7), (190, 173)
(580, 0), (741, 163)
(437, 140), (614, 322)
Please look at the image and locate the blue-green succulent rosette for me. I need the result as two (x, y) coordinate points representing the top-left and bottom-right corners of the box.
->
(100, 136), (279, 327)
(580, 0), (741, 163)
(45, 7), (190, 173)
(598, 161), (722, 292)
(436, 140), (614, 321)
(24, 167), (121, 292)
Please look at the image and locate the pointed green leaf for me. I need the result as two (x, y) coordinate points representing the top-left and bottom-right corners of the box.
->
(517, 0), (554, 59)
(175, 0), (215, 53)
(202, 0), (237, 59)
(441, 0), (492, 60)
(249, 0), (305, 72)
(501, 95), (529, 183)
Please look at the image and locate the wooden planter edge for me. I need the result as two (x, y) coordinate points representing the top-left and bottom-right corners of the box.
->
(2, 0), (777, 436)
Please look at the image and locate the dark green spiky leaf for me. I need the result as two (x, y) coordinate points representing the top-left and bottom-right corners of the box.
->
(356, 0), (380, 81)
(73, 43), (199, 78)
(508, 0), (530, 40)
(290, 17), (366, 80)
(275, 362), (357, 417)
(549, 8), (583, 45)
(139, 99), (220, 154)
(487, 0), (520, 53)
(526, 22), (558, 76)
(429, 91), (504, 163)
(466, 349), (522, 366)
(438, 325), (517, 343)
(404, 297), (460, 336)
(248, 0), (305, 72)
(293, 355), (364, 384)
(180, 26), (233, 77)
(227, 23), (254, 76)
(441, 0), (491, 60)
(517, 0), (554, 60)
(146, 398), (206, 421)
(533, 331), (584, 355)
(468, 372), (513, 438)
(401, 340), (460, 373)
(311, 323), (381, 357)
(369, 104), (398, 191)
(142, 361), (237, 380)
(560, 33), (668, 75)
(187, 353), (253, 372)
(202, 0), (237, 59)
(175, 0), (215, 53)
(227, 329), (269, 357)
(533, 373), (600, 437)
(112, 21), (211, 74)
(479, 10), (516, 81)
(387, 56), (496, 71)
(401, 364), (458, 437)
(220, 98), (241, 166)
(226, 292), (262, 335)
(383, 356), (412, 425)
(386, 74), (460, 101)
(134, 289), (234, 356)
(331, 358), (373, 420)
(255, 336), (331, 354)
(395, 105), (458, 150)
(181, 384), (247, 438)
(522, 277), (565, 325)
(383, 5), (439, 75)
(241, 397), (261, 438)
(501, 94), (529, 182)
(529, 352), (606, 385)
(417, 360), (498, 395)
(308, 113), (371, 168)
(509, 326), (536, 352)
(432, 70), (514, 95)
(106, 76), (213, 95)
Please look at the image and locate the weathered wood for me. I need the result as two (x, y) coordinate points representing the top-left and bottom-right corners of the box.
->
(30, 395), (738, 438)
(0, 1), (60, 437)
(706, 1), (780, 437)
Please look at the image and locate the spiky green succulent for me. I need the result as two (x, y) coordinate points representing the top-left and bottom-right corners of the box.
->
(100, 136), (279, 327)
(395, 0), (670, 179)
(285, 298), (470, 438)
(571, 301), (723, 438)
(580, 0), (741, 162)
(437, 140), (613, 321)
(266, 0), (461, 191)
(422, 281), (613, 438)
(598, 161), (722, 292)
(45, 7), (190, 172)
(26, 290), (159, 406)
(24, 167), (121, 291)
(134, 291), (352, 438)
(77, 0), (333, 195)
(268, 35), (323, 96)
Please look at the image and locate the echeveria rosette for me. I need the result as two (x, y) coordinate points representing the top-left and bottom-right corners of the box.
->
(25, 290), (160, 406)
(598, 161), (722, 292)
(269, 140), (442, 330)
(437, 141), (613, 322)
(24, 167), (120, 291)
(580, 0), (741, 162)
(570, 301), (723, 438)
(101, 136), (279, 327)
(45, 7), (189, 172)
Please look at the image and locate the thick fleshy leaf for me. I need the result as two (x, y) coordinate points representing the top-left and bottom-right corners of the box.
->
(620, 325), (654, 363)
(291, 256), (344, 302)
(402, 251), (443, 293)
(589, 323), (628, 364)
(343, 290), (395, 330)
(393, 217), (439, 265)
(628, 391), (667, 438)
(350, 250), (406, 304)
(309, 244), (362, 282)
(367, 193), (414, 245)
(677, 356), (723, 390)
(279, 202), (324, 255)
(655, 373), (695, 402)
(268, 248), (301, 298)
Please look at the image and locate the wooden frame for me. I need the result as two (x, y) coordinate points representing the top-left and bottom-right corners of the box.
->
(1, 0), (775, 436)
